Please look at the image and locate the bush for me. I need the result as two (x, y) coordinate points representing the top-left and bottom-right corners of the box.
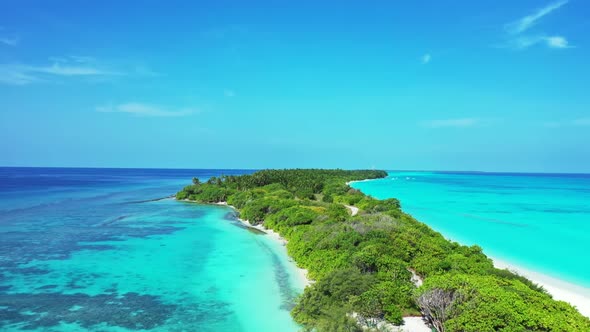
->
(327, 204), (348, 222)
(416, 274), (590, 332)
(176, 191), (188, 200)
(176, 169), (589, 331)
(227, 190), (261, 209)
(293, 268), (376, 326)
(322, 193), (334, 203)
(272, 206), (320, 227)
(241, 198), (295, 224)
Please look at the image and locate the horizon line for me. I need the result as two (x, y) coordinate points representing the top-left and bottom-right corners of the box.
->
(1, 166), (589, 176)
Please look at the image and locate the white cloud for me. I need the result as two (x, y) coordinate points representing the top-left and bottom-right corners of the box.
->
(0, 57), (122, 85)
(421, 54), (431, 64)
(37, 56), (118, 76)
(96, 103), (197, 117)
(35, 63), (115, 76)
(422, 118), (479, 128)
(512, 35), (570, 49)
(545, 36), (569, 48)
(502, 1), (571, 50)
(506, 1), (568, 34)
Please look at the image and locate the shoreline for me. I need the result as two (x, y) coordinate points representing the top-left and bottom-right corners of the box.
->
(187, 200), (432, 330)
(350, 178), (590, 318)
(211, 202), (313, 288)
(492, 257), (590, 317)
(346, 179), (372, 186)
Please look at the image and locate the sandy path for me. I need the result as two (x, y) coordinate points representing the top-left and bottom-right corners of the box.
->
(344, 204), (359, 216)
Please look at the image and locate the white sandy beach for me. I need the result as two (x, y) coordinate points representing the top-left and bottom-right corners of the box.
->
(493, 257), (590, 318)
(213, 201), (432, 330)
(212, 202), (313, 287)
(245, 220), (313, 287)
(346, 179), (372, 186)
(397, 317), (432, 332)
(347, 179), (590, 319)
(212, 197), (590, 327)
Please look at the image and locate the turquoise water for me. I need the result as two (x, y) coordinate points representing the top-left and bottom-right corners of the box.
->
(0, 168), (304, 331)
(352, 171), (590, 288)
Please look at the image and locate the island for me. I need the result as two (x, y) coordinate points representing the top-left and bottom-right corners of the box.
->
(176, 169), (590, 331)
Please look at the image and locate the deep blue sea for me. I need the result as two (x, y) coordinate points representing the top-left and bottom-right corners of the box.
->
(352, 171), (590, 289)
(0, 168), (305, 331)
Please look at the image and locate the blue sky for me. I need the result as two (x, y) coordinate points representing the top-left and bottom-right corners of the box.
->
(1, 0), (589, 172)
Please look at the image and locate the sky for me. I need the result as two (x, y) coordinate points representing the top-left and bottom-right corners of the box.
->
(1, 0), (589, 172)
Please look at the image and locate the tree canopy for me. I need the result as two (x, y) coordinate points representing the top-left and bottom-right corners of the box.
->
(177, 169), (590, 331)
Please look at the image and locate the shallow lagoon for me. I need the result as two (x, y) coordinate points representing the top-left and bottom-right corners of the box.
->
(352, 171), (590, 288)
(0, 168), (304, 331)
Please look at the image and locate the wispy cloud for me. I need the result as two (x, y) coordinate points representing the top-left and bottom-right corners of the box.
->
(96, 103), (197, 117)
(502, 1), (571, 50)
(35, 63), (116, 76)
(37, 55), (119, 76)
(421, 54), (431, 64)
(506, 1), (568, 34)
(0, 56), (122, 85)
(544, 36), (569, 48)
(421, 118), (479, 128)
(511, 35), (571, 49)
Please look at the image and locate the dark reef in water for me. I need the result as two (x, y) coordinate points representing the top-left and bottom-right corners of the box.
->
(123, 195), (176, 205)
(0, 292), (177, 330)
(0, 215), (187, 277)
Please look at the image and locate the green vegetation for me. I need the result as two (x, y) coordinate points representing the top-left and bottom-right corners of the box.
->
(177, 169), (590, 331)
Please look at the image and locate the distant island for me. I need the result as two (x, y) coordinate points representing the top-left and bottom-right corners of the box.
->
(177, 169), (590, 331)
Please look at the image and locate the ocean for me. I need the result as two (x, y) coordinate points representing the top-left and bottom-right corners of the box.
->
(0, 167), (305, 331)
(351, 171), (590, 289)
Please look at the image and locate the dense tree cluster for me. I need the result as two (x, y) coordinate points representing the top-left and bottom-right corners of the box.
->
(177, 169), (590, 331)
